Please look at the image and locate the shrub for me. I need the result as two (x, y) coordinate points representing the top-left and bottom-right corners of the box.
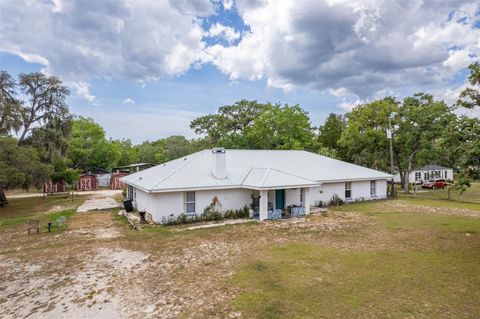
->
(224, 209), (235, 219)
(328, 194), (345, 206)
(177, 213), (188, 224)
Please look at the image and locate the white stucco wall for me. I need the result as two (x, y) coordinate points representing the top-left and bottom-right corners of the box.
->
(131, 179), (389, 223)
(133, 188), (252, 223)
(310, 179), (388, 204)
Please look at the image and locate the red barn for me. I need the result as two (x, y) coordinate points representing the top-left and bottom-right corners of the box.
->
(110, 173), (128, 190)
(77, 174), (97, 191)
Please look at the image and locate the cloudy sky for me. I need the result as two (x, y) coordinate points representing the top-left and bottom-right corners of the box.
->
(0, 0), (479, 143)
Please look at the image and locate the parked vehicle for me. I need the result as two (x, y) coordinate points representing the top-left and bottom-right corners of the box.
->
(421, 179), (448, 189)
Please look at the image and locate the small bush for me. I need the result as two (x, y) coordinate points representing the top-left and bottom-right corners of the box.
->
(328, 194), (345, 206)
(177, 213), (188, 224)
(224, 209), (235, 219)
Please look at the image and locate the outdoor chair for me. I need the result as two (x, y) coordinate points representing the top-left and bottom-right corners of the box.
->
(27, 219), (40, 235)
(268, 209), (282, 220)
(56, 216), (68, 230)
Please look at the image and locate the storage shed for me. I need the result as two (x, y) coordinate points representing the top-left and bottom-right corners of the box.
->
(77, 174), (97, 191)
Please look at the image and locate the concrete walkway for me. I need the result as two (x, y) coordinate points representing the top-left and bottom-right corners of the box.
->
(185, 219), (256, 230)
(77, 191), (122, 213)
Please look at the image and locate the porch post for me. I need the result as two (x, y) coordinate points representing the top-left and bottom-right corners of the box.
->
(259, 189), (268, 221)
(303, 187), (310, 215)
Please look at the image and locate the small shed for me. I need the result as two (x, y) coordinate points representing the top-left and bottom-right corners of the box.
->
(84, 167), (112, 188)
(110, 173), (128, 189)
(43, 181), (67, 194)
(77, 174), (97, 191)
(112, 163), (155, 174)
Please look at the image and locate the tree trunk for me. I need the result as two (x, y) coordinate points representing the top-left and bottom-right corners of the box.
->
(0, 186), (8, 207)
(403, 152), (416, 193)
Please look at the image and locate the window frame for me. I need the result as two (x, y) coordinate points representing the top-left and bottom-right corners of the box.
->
(300, 188), (304, 204)
(345, 182), (352, 199)
(370, 180), (376, 197)
(184, 191), (196, 214)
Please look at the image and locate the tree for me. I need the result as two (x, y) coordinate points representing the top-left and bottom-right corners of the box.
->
(0, 137), (51, 203)
(338, 98), (398, 171)
(395, 93), (455, 192)
(457, 62), (480, 109)
(162, 135), (193, 161)
(190, 100), (270, 147)
(441, 116), (480, 179)
(16, 72), (71, 142)
(111, 139), (138, 166)
(0, 71), (22, 135)
(447, 170), (471, 200)
(68, 117), (120, 170)
(243, 104), (314, 150)
(317, 113), (345, 150)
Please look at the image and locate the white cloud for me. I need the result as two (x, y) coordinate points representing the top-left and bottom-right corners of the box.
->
(70, 81), (95, 103)
(123, 98), (135, 105)
(328, 87), (348, 97)
(223, 0), (234, 10)
(0, 0), (213, 82)
(206, 0), (480, 97)
(204, 23), (241, 44)
(0, 0), (478, 106)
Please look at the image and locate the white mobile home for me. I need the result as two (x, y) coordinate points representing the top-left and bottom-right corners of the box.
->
(121, 148), (392, 222)
(394, 164), (454, 184)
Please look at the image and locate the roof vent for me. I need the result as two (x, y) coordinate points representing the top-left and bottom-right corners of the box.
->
(212, 147), (226, 179)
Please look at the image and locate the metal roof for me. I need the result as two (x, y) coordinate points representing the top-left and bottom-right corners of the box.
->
(121, 149), (393, 193)
(416, 164), (452, 171)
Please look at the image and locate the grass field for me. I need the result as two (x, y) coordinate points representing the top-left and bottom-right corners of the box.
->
(1, 192), (479, 318)
(399, 182), (480, 203)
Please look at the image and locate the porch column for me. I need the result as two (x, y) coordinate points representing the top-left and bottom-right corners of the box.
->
(303, 187), (310, 215)
(259, 189), (268, 221)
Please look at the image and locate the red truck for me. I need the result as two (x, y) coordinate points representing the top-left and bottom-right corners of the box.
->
(421, 179), (448, 189)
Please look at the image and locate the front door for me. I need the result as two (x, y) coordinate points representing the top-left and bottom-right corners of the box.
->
(275, 189), (285, 210)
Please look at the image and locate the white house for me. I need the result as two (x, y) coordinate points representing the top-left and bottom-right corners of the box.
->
(394, 164), (454, 184)
(121, 148), (393, 222)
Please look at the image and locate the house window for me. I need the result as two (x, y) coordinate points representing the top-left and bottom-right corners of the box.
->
(415, 172), (421, 181)
(184, 191), (196, 214)
(345, 182), (352, 199)
(445, 170), (448, 179)
(370, 181), (376, 197)
(300, 188), (304, 204)
(424, 172), (429, 180)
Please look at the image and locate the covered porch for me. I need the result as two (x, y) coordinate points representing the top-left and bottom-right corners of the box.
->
(250, 187), (314, 221)
(242, 167), (321, 221)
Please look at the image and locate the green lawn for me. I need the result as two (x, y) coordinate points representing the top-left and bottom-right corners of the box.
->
(0, 195), (84, 229)
(231, 200), (480, 318)
(399, 182), (480, 203)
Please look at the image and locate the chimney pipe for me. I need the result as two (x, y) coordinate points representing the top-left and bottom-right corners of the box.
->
(212, 148), (226, 179)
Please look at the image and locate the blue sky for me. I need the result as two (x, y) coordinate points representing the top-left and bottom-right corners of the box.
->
(0, 0), (479, 143)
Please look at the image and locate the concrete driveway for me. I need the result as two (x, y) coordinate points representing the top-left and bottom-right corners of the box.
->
(76, 190), (122, 213)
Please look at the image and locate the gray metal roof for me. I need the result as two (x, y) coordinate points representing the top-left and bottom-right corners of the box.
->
(121, 149), (393, 193)
(416, 164), (452, 171)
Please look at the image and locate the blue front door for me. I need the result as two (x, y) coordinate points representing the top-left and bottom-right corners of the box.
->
(275, 189), (285, 210)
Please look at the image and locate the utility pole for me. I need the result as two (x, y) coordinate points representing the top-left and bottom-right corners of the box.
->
(387, 116), (395, 198)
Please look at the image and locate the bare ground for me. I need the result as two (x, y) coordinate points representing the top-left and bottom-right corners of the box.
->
(0, 210), (370, 319)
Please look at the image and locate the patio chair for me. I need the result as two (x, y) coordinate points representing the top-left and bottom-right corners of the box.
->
(26, 219), (40, 235)
(56, 216), (68, 230)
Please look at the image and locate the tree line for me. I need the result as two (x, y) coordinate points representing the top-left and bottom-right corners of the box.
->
(1, 63), (479, 201)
